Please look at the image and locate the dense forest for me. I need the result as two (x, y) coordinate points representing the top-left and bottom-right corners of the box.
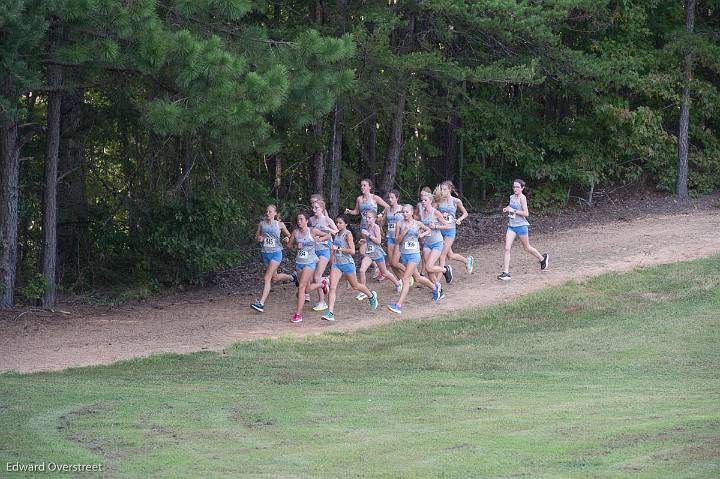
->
(1, 1), (719, 308)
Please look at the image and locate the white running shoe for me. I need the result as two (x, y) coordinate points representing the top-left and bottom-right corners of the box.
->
(355, 292), (368, 301)
(313, 302), (329, 312)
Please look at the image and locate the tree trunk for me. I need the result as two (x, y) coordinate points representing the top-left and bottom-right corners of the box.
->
(365, 106), (377, 185)
(58, 88), (89, 286)
(380, 92), (406, 195)
(676, 0), (697, 200)
(328, 105), (343, 217)
(41, 59), (64, 307)
(481, 154), (487, 201)
(312, 120), (326, 194)
(458, 135), (464, 197)
(0, 74), (20, 309)
(273, 153), (283, 201)
(444, 108), (460, 182)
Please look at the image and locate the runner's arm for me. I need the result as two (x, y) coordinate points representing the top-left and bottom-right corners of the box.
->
(368, 225), (383, 244)
(344, 234), (357, 255)
(344, 197), (360, 216)
(280, 223), (292, 243)
(326, 218), (339, 235)
(515, 196), (530, 217)
(312, 227), (331, 242)
(432, 210), (451, 230)
(454, 198), (469, 224)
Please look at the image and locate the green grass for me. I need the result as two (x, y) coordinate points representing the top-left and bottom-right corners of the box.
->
(2, 256), (719, 478)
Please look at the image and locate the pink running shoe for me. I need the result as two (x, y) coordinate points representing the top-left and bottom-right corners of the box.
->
(291, 313), (303, 323)
(320, 277), (329, 295)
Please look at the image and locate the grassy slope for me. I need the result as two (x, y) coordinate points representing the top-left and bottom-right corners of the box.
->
(1, 256), (719, 478)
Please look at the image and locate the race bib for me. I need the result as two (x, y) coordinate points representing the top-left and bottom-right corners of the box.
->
(366, 244), (375, 254)
(297, 250), (309, 259)
(263, 236), (277, 248)
(387, 223), (396, 234)
(443, 213), (454, 223)
(508, 212), (516, 219)
(404, 240), (419, 252)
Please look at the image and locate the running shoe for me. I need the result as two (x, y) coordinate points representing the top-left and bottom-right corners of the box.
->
(369, 291), (378, 310)
(291, 313), (303, 323)
(322, 311), (335, 321)
(497, 272), (512, 281)
(250, 301), (264, 313)
(467, 256), (474, 274)
(321, 277), (329, 295)
(387, 303), (402, 314)
(408, 276), (415, 288)
(291, 270), (299, 287)
(355, 292), (368, 301)
(433, 282), (441, 302)
(374, 268), (385, 281)
(540, 253), (550, 271)
(395, 279), (403, 293)
(305, 293), (311, 302)
(313, 302), (329, 312)
(438, 288), (446, 300)
(444, 264), (454, 284)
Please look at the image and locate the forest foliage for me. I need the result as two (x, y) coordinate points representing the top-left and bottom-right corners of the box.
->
(1, 0), (719, 304)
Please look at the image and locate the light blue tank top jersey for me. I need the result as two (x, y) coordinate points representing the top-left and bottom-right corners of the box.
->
(295, 228), (318, 265)
(420, 207), (444, 245)
(385, 206), (403, 240)
(508, 195), (529, 227)
(438, 198), (457, 230)
(332, 230), (354, 265)
(364, 225), (385, 260)
(359, 196), (377, 229)
(260, 220), (282, 253)
(310, 215), (332, 251)
(399, 221), (421, 254)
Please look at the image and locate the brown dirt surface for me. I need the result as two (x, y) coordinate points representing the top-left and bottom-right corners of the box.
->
(2, 192), (720, 374)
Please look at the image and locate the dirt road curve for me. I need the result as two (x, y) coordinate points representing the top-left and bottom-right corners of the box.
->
(2, 211), (719, 374)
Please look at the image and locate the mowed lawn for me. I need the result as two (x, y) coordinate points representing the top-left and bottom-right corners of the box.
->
(1, 257), (719, 478)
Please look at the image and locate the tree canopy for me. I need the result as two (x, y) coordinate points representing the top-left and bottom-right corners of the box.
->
(1, 0), (718, 306)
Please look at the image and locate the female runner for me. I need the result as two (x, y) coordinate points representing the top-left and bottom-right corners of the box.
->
(310, 199), (338, 311)
(344, 179), (390, 260)
(384, 189), (405, 279)
(418, 191), (451, 302)
(290, 211), (330, 323)
(322, 215), (378, 321)
(435, 181), (474, 283)
(250, 205), (296, 313)
(357, 211), (402, 298)
(386, 204), (436, 315)
(498, 179), (549, 280)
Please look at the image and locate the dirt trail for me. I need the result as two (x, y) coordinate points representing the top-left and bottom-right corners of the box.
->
(2, 211), (719, 374)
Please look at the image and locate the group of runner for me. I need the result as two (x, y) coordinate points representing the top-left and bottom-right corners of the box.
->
(251, 178), (549, 323)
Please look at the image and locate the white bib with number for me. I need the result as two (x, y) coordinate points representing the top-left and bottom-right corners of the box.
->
(297, 250), (309, 259)
(443, 213), (454, 223)
(387, 223), (396, 234)
(404, 240), (419, 252)
(263, 236), (277, 248)
(366, 244), (375, 254)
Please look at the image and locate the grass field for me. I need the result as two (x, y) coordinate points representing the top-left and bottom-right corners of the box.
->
(1, 256), (719, 478)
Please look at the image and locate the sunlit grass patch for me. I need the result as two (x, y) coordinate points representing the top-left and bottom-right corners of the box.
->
(1, 255), (719, 478)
